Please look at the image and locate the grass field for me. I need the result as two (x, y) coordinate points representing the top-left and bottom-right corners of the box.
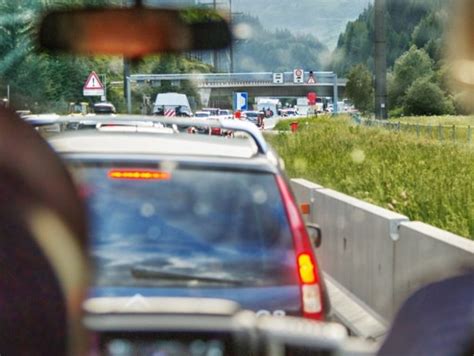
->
(392, 115), (474, 126)
(386, 115), (474, 144)
(267, 116), (474, 239)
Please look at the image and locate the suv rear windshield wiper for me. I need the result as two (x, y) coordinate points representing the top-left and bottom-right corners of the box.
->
(130, 266), (244, 286)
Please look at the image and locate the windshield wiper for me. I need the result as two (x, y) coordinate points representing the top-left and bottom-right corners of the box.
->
(130, 266), (244, 286)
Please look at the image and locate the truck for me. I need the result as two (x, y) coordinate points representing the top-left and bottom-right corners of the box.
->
(153, 93), (192, 116)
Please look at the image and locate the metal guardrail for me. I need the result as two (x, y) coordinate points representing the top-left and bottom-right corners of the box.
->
(353, 115), (474, 144)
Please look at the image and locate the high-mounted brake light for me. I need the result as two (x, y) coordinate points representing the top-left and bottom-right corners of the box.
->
(276, 176), (325, 320)
(108, 169), (170, 180)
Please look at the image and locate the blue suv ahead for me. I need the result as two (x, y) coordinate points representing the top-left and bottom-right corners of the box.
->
(49, 117), (330, 321)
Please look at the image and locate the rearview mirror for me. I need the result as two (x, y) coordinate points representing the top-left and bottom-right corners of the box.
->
(39, 7), (232, 58)
(306, 224), (322, 248)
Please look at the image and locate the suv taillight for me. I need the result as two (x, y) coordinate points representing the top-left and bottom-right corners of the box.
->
(276, 176), (325, 320)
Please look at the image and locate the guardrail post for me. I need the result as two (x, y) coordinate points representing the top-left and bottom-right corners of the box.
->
(333, 74), (339, 114)
(438, 124), (443, 141)
(126, 76), (132, 114)
(452, 125), (456, 143)
(397, 122), (401, 132)
(416, 123), (420, 138)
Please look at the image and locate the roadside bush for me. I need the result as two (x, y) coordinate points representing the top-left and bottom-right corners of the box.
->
(389, 46), (434, 108)
(403, 77), (453, 116)
(345, 64), (374, 114)
(388, 107), (404, 118)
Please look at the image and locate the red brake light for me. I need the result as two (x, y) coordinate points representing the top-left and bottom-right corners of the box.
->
(108, 169), (170, 180)
(298, 253), (316, 284)
(276, 176), (325, 320)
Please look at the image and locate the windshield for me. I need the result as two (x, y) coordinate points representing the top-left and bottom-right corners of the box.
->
(69, 163), (298, 288)
(245, 112), (259, 118)
(5, 0), (474, 352)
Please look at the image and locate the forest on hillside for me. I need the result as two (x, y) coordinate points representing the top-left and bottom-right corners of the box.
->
(332, 0), (446, 75)
(0, 0), (213, 112)
(334, 0), (464, 116)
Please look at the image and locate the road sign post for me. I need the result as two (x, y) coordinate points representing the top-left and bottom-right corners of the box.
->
(127, 76), (132, 114)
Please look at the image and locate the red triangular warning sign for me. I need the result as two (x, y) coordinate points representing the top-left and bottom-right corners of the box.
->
(84, 71), (104, 90)
(307, 76), (316, 84)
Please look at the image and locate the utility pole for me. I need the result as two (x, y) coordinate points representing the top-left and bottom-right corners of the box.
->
(123, 59), (130, 100)
(229, 0), (234, 73)
(212, 0), (219, 72)
(374, 0), (387, 119)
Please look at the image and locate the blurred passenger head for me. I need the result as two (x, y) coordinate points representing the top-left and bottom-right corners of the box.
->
(0, 108), (89, 355)
(378, 272), (474, 356)
(447, 0), (474, 112)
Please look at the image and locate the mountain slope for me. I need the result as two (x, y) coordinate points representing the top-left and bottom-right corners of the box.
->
(232, 0), (372, 49)
(331, 0), (446, 75)
(233, 14), (328, 72)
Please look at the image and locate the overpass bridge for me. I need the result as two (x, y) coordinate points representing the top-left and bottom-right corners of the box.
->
(126, 71), (346, 112)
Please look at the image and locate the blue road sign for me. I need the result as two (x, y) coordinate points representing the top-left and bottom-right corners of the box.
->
(234, 92), (248, 111)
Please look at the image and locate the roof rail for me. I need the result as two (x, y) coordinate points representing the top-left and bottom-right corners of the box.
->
(61, 116), (269, 155)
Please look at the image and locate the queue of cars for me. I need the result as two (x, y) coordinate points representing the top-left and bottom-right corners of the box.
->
(47, 117), (330, 324)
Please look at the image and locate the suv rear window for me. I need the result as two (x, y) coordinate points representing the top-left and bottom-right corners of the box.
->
(70, 163), (298, 288)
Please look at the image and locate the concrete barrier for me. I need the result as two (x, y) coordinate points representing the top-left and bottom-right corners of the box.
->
(393, 221), (474, 309)
(311, 188), (408, 321)
(290, 178), (323, 223)
(290, 178), (474, 339)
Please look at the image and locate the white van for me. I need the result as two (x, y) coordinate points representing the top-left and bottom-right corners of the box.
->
(153, 93), (192, 116)
(256, 98), (279, 117)
(296, 97), (310, 116)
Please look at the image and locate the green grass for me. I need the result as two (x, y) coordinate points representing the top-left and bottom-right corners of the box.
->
(391, 115), (474, 126)
(274, 115), (339, 131)
(266, 117), (474, 239)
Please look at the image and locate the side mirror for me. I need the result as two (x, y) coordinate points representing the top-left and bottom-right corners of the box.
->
(306, 224), (322, 248)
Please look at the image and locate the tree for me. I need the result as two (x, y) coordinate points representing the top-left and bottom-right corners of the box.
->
(389, 46), (434, 108)
(403, 76), (453, 116)
(345, 64), (374, 113)
(332, 0), (447, 76)
(411, 11), (445, 61)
